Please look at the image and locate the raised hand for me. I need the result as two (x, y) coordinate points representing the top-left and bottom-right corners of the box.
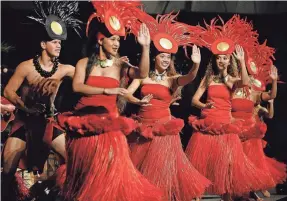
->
(269, 65), (278, 81)
(137, 23), (151, 47)
(191, 45), (201, 64)
(232, 45), (245, 62)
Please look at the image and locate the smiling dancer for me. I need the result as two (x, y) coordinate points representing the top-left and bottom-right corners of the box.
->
(125, 11), (211, 201)
(185, 15), (273, 201)
(56, 1), (164, 201)
(231, 41), (286, 200)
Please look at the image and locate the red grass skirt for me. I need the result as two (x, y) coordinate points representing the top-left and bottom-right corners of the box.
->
(242, 139), (287, 187)
(56, 112), (163, 201)
(129, 116), (211, 201)
(185, 132), (273, 196)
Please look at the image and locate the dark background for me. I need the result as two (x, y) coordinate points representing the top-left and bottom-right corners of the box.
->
(1, 2), (287, 163)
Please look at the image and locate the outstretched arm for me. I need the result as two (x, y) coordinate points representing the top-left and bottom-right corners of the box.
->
(124, 79), (152, 106)
(174, 45), (201, 88)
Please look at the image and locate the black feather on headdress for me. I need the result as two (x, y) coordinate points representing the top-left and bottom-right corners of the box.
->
(27, 1), (83, 40)
(1, 42), (15, 53)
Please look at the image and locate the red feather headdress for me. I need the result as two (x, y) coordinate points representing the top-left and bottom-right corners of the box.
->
(199, 15), (259, 55)
(199, 14), (280, 91)
(86, 0), (142, 38)
(131, 11), (203, 54)
(247, 41), (276, 91)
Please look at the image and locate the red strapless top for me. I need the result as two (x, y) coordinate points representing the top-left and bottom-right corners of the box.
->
(133, 84), (184, 139)
(58, 76), (136, 136)
(231, 98), (266, 140)
(201, 85), (232, 123)
(138, 84), (172, 119)
(189, 85), (241, 135)
(75, 76), (119, 115)
(231, 98), (254, 119)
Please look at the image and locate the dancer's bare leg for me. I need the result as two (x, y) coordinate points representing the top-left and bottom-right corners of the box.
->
(50, 133), (66, 164)
(2, 137), (26, 199)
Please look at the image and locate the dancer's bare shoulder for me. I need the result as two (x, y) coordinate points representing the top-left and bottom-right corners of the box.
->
(58, 63), (75, 78)
(15, 59), (35, 75)
(76, 57), (89, 68)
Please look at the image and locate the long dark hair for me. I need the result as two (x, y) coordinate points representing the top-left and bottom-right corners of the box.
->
(84, 21), (127, 113)
(204, 54), (239, 88)
(84, 19), (113, 83)
(83, 24), (100, 83)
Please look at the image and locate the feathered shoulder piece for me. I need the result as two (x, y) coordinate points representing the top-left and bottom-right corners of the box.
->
(131, 11), (203, 54)
(86, 0), (142, 37)
(199, 15), (258, 55)
(27, 1), (83, 40)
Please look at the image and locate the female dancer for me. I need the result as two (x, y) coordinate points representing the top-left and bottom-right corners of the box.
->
(185, 15), (271, 201)
(254, 98), (286, 195)
(231, 43), (286, 200)
(56, 2), (163, 201)
(254, 99), (286, 199)
(125, 12), (211, 201)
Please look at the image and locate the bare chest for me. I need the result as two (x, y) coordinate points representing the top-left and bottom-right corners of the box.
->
(25, 68), (64, 85)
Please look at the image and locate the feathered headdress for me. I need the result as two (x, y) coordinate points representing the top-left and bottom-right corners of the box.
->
(27, 1), (83, 40)
(1, 42), (15, 53)
(86, 0), (142, 38)
(199, 15), (259, 56)
(131, 11), (203, 54)
(247, 41), (276, 91)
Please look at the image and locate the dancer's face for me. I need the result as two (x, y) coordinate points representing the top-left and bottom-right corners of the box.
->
(215, 54), (231, 71)
(100, 35), (120, 57)
(41, 39), (62, 57)
(155, 53), (171, 72)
